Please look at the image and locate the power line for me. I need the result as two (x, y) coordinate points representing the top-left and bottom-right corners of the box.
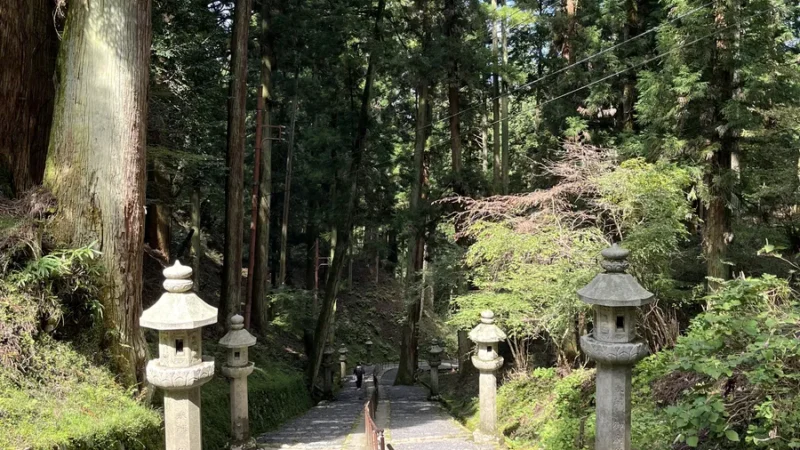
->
(424, 6), (771, 152)
(428, 0), (715, 129)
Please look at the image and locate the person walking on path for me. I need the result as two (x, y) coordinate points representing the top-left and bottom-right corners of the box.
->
(353, 363), (365, 389)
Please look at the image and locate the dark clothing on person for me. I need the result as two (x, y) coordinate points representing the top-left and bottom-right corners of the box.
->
(354, 365), (365, 389)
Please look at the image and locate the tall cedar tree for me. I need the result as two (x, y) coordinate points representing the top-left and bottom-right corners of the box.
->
(637, 0), (800, 287)
(0, 0), (58, 195)
(44, 0), (153, 388)
(397, 0), (432, 386)
(309, 0), (387, 386)
(221, 0), (252, 324)
(252, 0), (275, 332)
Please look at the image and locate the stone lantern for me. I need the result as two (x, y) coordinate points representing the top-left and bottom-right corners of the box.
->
(322, 345), (335, 398)
(219, 314), (257, 445)
(365, 339), (374, 365)
(578, 244), (653, 450)
(427, 339), (443, 400)
(140, 261), (217, 450)
(469, 310), (506, 443)
(338, 345), (349, 381)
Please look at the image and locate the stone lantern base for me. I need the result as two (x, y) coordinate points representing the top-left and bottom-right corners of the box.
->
(473, 430), (503, 444)
(229, 437), (258, 450)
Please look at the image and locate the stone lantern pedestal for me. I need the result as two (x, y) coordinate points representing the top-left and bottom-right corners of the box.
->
(220, 314), (257, 446)
(140, 261), (217, 450)
(469, 310), (506, 443)
(322, 345), (335, 399)
(338, 345), (349, 382)
(427, 340), (443, 400)
(578, 245), (653, 450)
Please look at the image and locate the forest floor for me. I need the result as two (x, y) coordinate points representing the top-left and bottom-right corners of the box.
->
(255, 365), (499, 450)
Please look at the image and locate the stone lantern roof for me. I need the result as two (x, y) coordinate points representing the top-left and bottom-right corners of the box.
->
(219, 315), (256, 348)
(577, 244), (654, 307)
(469, 311), (507, 344)
(428, 340), (443, 356)
(140, 261), (217, 330)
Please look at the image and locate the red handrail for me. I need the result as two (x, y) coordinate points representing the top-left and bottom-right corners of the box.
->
(364, 374), (385, 450)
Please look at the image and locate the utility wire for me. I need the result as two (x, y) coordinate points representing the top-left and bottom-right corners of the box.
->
(424, 5), (770, 152)
(428, 0), (715, 129)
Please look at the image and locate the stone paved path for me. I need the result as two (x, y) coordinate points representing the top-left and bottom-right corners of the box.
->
(379, 368), (496, 450)
(256, 375), (370, 449)
(256, 365), (497, 450)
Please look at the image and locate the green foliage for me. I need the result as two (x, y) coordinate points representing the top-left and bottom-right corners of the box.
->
(1, 245), (103, 373)
(649, 275), (800, 448)
(595, 158), (698, 293)
(449, 219), (605, 362)
(0, 245), (162, 450)
(0, 338), (162, 450)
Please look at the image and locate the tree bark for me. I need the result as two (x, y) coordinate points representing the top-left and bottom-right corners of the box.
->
(491, 0), (501, 193)
(43, 0), (152, 388)
(445, 0), (462, 190)
(0, 0), (58, 195)
(252, 0), (274, 331)
(190, 188), (202, 290)
(500, 14), (510, 194)
(221, 0), (252, 325)
(704, 0), (735, 289)
(309, 0), (386, 387)
(397, 76), (431, 386)
(279, 74), (300, 287)
(145, 161), (171, 261)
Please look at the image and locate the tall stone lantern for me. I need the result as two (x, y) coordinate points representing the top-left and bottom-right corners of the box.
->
(469, 310), (506, 443)
(219, 314), (257, 445)
(338, 345), (349, 381)
(140, 261), (217, 450)
(427, 339), (443, 400)
(578, 244), (653, 450)
(322, 345), (335, 398)
(365, 339), (374, 365)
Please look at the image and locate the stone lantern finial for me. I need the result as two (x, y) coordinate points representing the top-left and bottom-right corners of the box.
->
(579, 244), (653, 450)
(220, 314), (256, 446)
(140, 260), (217, 450)
(469, 310), (506, 443)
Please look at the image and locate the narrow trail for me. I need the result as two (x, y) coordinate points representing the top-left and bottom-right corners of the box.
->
(256, 365), (497, 450)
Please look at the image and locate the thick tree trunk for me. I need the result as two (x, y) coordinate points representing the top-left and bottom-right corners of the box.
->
(704, 0), (735, 290)
(309, 0), (386, 387)
(0, 0), (58, 195)
(190, 188), (202, 290)
(145, 162), (171, 261)
(279, 76), (300, 287)
(397, 79), (430, 386)
(252, 0), (274, 332)
(221, 0), (252, 325)
(43, 0), (152, 388)
(491, 0), (501, 193)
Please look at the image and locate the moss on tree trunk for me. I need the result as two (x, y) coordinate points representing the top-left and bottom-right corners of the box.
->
(44, 0), (153, 388)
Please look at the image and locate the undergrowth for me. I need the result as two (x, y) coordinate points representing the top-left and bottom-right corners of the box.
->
(440, 275), (800, 450)
(0, 236), (162, 449)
